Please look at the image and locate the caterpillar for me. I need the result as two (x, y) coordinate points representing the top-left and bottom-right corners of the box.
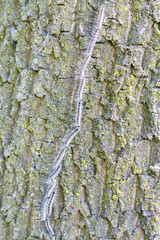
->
(77, 78), (86, 101)
(47, 190), (56, 216)
(41, 198), (49, 221)
(79, 55), (91, 77)
(97, 6), (105, 31)
(41, 3), (105, 239)
(45, 180), (56, 199)
(76, 100), (83, 126)
(87, 29), (100, 55)
(65, 127), (81, 147)
(45, 218), (55, 239)
(47, 164), (62, 184)
(53, 148), (66, 170)
(41, 190), (56, 223)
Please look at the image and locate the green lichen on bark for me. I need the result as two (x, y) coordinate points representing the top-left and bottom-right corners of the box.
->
(0, 0), (160, 240)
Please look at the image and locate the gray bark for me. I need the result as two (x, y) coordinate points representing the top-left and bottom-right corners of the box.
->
(0, 0), (160, 240)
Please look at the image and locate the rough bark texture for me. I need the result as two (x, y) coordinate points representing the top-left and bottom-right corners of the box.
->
(0, 0), (160, 240)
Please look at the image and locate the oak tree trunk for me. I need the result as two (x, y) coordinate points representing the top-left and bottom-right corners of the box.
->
(0, 0), (160, 239)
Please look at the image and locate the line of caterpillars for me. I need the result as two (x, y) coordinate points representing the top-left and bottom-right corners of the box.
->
(41, 5), (105, 240)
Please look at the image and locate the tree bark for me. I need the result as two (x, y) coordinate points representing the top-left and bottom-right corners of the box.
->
(0, 0), (160, 240)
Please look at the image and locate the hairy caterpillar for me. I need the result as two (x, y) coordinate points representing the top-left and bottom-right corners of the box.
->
(87, 29), (99, 55)
(47, 190), (56, 216)
(47, 164), (62, 184)
(77, 78), (86, 100)
(76, 100), (83, 126)
(41, 199), (49, 221)
(41, 189), (56, 221)
(53, 148), (66, 170)
(45, 218), (55, 238)
(80, 55), (91, 76)
(46, 181), (56, 199)
(41, 4), (105, 239)
(65, 127), (81, 147)
(97, 6), (105, 30)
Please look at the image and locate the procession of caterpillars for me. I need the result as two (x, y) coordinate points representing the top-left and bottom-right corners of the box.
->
(41, 4), (105, 240)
